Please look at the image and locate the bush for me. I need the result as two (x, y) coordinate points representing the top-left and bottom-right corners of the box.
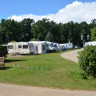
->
(30, 38), (37, 41)
(79, 46), (96, 77)
(10, 40), (16, 42)
(0, 45), (8, 57)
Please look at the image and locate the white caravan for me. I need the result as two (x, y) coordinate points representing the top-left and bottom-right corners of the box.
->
(60, 44), (66, 50)
(7, 42), (30, 55)
(60, 43), (73, 50)
(54, 43), (60, 51)
(46, 41), (56, 52)
(28, 41), (46, 54)
(85, 41), (96, 47)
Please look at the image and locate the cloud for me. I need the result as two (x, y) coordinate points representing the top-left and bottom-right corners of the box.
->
(8, 1), (96, 24)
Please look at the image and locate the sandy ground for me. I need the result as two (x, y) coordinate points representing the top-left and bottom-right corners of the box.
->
(61, 49), (83, 63)
(0, 83), (96, 96)
(0, 49), (96, 96)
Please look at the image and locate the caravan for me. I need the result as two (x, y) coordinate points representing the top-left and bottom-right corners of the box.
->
(46, 41), (56, 52)
(7, 42), (30, 55)
(85, 41), (96, 47)
(7, 41), (66, 55)
(54, 43), (60, 51)
(60, 43), (73, 50)
(60, 44), (66, 51)
(28, 41), (46, 54)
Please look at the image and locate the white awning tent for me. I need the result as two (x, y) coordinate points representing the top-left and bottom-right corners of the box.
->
(28, 41), (46, 54)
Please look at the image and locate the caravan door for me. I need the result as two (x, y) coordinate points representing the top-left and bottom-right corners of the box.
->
(42, 44), (46, 54)
(15, 43), (22, 54)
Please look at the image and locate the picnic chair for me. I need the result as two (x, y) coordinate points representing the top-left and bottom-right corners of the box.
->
(0, 57), (5, 67)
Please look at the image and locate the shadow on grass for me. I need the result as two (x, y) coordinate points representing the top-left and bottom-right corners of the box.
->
(0, 67), (12, 70)
(5, 59), (26, 63)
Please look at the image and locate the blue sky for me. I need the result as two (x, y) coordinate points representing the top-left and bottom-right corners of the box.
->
(0, 0), (96, 23)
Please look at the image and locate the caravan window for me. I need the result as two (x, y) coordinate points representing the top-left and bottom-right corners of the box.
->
(18, 45), (21, 48)
(51, 43), (54, 47)
(8, 45), (13, 49)
(54, 44), (57, 47)
(42, 45), (45, 50)
(23, 45), (28, 49)
(46, 44), (48, 47)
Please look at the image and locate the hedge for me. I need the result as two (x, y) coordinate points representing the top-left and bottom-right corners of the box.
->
(79, 46), (96, 77)
(0, 45), (8, 57)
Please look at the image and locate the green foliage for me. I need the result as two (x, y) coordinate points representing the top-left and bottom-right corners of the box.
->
(91, 27), (96, 41)
(45, 31), (53, 41)
(80, 71), (88, 79)
(0, 45), (8, 57)
(0, 26), (2, 44)
(0, 18), (96, 46)
(0, 18), (34, 43)
(0, 35), (2, 44)
(21, 18), (34, 41)
(10, 40), (16, 42)
(31, 18), (52, 41)
(30, 38), (37, 41)
(79, 46), (96, 77)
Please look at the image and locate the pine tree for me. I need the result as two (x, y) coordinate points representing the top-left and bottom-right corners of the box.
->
(45, 31), (53, 42)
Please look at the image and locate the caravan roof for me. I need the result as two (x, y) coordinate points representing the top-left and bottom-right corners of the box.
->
(28, 41), (46, 44)
(88, 41), (96, 46)
(8, 42), (28, 45)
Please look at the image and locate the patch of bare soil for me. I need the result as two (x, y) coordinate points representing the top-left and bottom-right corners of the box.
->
(7, 54), (24, 58)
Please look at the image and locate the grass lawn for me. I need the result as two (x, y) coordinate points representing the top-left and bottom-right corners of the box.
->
(0, 51), (96, 90)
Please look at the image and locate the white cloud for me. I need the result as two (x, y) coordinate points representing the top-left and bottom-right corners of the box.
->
(8, 1), (96, 24)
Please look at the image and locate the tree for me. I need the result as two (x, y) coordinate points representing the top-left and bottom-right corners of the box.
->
(0, 25), (2, 44)
(56, 23), (65, 43)
(21, 18), (34, 41)
(0, 46), (8, 57)
(0, 17), (94, 47)
(91, 27), (96, 41)
(91, 19), (96, 25)
(0, 19), (22, 43)
(64, 21), (81, 46)
(45, 31), (53, 41)
(31, 18), (51, 41)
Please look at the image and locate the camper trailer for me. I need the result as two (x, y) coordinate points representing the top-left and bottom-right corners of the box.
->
(54, 43), (60, 51)
(28, 41), (46, 54)
(85, 41), (96, 47)
(46, 41), (56, 52)
(7, 42), (30, 55)
(60, 44), (66, 51)
(60, 43), (73, 50)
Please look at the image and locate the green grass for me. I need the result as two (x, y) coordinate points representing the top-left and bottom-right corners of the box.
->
(0, 51), (96, 90)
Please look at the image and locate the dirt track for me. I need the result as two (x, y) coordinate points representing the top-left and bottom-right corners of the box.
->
(0, 83), (96, 96)
(61, 49), (83, 63)
(0, 49), (96, 96)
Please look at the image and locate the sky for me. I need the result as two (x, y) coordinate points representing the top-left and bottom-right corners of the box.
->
(0, 0), (96, 23)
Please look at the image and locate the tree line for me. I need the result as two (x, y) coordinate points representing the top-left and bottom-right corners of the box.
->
(0, 18), (96, 47)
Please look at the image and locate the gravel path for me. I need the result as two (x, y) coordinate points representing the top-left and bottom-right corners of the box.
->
(61, 49), (83, 63)
(0, 83), (96, 96)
